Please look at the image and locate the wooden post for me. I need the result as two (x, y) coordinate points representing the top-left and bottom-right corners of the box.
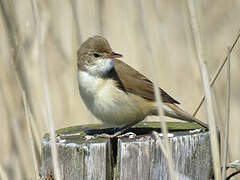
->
(40, 122), (212, 180)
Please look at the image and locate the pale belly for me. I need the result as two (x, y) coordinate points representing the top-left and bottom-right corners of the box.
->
(78, 71), (155, 127)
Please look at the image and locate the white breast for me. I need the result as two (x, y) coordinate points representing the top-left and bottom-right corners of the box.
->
(78, 71), (153, 127)
(86, 58), (114, 76)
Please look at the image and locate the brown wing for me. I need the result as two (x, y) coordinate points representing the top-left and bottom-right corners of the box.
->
(107, 60), (180, 104)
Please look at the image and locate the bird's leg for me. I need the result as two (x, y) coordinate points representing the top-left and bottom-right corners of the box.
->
(94, 121), (139, 138)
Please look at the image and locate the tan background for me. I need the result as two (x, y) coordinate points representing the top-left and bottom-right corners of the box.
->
(0, 0), (239, 179)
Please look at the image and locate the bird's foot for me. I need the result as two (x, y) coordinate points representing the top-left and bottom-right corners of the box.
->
(83, 135), (95, 140)
(93, 131), (136, 139)
(117, 132), (136, 138)
(189, 128), (204, 134)
(94, 133), (118, 139)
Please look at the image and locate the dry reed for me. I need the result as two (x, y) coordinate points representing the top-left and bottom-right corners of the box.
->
(221, 47), (231, 179)
(0, 163), (8, 180)
(193, 30), (240, 117)
(22, 91), (39, 179)
(187, 0), (221, 179)
(139, 1), (178, 179)
(31, 0), (61, 179)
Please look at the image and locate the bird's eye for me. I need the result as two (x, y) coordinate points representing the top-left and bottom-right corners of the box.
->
(93, 53), (100, 58)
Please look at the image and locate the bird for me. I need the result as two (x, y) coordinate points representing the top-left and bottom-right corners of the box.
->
(77, 36), (208, 138)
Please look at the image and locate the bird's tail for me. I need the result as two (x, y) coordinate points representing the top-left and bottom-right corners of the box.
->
(163, 103), (208, 128)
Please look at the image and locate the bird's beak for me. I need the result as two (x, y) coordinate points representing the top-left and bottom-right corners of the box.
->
(108, 52), (123, 59)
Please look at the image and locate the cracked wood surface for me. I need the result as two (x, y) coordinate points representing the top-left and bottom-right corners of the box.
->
(40, 122), (212, 180)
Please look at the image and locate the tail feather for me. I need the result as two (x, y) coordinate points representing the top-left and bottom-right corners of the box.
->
(163, 103), (208, 128)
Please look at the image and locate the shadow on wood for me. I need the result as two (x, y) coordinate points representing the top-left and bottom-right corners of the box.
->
(40, 122), (212, 180)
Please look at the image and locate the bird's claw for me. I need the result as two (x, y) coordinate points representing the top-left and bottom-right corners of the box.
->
(117, 132), (136, 138)
(94, 133), (118, 138)
(89, 132), (137, 139)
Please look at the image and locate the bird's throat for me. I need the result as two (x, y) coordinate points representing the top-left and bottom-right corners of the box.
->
(86, 58), (114, 76)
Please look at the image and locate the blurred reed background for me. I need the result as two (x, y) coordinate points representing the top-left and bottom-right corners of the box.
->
(0, 0), (239, 179)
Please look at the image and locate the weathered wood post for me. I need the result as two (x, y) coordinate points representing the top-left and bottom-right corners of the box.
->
(40, 122), (212, 180)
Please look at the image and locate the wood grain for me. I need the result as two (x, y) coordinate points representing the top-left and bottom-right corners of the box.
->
(40, 122), (212, 180)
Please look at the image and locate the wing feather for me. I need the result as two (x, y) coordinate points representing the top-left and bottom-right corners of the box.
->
(107, 60), (180, 104)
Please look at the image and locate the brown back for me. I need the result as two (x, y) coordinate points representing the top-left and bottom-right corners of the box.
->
(107, 60), (180, 104)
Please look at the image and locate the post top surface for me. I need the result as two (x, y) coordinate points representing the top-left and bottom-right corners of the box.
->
(43, 122), (205, 145)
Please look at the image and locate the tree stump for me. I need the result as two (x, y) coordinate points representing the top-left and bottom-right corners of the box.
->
(40, 122), (212, 180)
